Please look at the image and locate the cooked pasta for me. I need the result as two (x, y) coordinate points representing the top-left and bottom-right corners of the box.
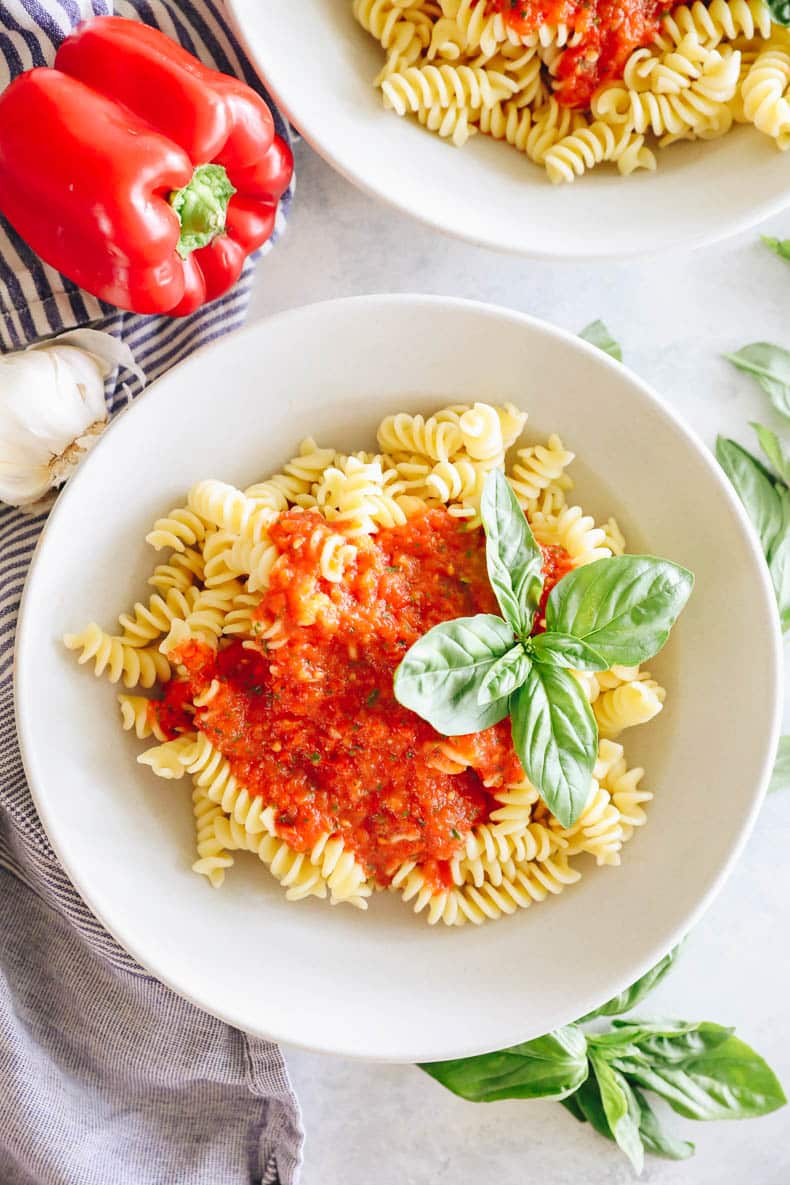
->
(353, 0), (790, 180)
(63, 624), (170, 688)
(65, 399), (671, 926)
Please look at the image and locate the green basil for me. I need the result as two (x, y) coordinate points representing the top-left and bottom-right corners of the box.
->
(631, 1085), (695, 1160)
(769, 735), (790, 793)
(610, 1023), (787, 1121)
(545, 556), (694, 667)
(477, 645), (531, 706)
(393, 614), (513, 734)
(564, 1068), (694, 1161)
(752, 421), (790, 485)
(716, 436), (786, 555)
(590, 1055), (645, 1173)
(560, 1092), (587, 1123)
(419, 1026), (588, 1103)
(529, 632), (609, 672)
(765, 1), (790, 28)
(579, 945), (682, 1021)
(762, 234), (790, 261)
(481, 469), (544, 635)
(568, 1074), (614, 1138)
(510, 663), (598, 828)
(726, 342), (790, 419)
(717, 436), (790, 630)
(580, 319), (623, 362)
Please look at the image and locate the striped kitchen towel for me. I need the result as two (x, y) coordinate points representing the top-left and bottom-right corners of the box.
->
(0, 3), (303, 1183)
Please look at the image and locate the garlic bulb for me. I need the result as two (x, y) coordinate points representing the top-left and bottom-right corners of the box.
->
(0, 328), (143, 509)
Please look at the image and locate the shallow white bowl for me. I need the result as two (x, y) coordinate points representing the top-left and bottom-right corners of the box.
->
(227, 0), (790, 259)
(16, 295), (782, 1061)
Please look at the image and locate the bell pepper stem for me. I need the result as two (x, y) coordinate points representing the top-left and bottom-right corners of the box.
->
(169, 163), (236, 259)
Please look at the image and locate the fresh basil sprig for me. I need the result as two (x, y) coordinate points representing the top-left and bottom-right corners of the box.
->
(769, 736), (790, 793)
(419, 948), (786, 1174)
(580, 319), (623, 362)
(726, 342), (790, 419)
(394, 470), (693, 827)
(717, 435), (790, 632)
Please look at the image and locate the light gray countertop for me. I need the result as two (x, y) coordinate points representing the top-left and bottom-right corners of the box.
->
(249, 142), (790, 1185)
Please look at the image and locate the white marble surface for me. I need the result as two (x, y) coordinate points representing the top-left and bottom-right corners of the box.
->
(249, 142), (790, 1185)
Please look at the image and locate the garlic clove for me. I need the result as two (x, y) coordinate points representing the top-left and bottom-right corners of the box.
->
(0, 329), (143, 508)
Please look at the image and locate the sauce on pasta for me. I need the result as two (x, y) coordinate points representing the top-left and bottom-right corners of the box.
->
(492, 0), (670, 107)
(157, 508), (571, 888)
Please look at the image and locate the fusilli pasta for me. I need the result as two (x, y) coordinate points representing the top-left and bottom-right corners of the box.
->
(65, 399), (671, 927)
(353, 0), (786, 180)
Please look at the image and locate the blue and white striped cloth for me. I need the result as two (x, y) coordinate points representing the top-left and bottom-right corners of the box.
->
(0, 4), (303, 1182)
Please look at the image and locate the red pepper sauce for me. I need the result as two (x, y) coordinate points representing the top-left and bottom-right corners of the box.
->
(488, 0), (671, 108)
(158, 508), (571, 889)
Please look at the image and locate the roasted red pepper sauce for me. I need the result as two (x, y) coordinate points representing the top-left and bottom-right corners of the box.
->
(158, 508), (571, 888)
(489, 0), (671, 108)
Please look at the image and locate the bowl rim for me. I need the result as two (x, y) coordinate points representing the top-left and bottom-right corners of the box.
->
(14, 294), (784, 1059)
(225, 0), (790, 262)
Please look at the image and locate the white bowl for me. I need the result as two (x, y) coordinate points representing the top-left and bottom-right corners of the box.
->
(16, 296), (782, 1061)
(226, 0), (790, 259)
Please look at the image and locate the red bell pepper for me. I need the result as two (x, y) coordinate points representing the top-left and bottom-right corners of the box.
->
(0, 17), (292, 316)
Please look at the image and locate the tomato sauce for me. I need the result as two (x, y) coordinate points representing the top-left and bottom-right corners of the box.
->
(158, 508), (571, 888)
(488, 0), (671, 108)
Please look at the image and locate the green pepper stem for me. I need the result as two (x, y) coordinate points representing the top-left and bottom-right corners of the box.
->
(169, 164), (236, 259)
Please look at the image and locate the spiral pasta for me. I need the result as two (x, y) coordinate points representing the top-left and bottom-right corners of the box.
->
(377, 410), (464, 460)
(593, 678), (667, 737)
(191, 787), (235, 888)
(145, 506), (206, 553)
(741, 43), (790, 143)
(354, 0), (785, 179)
(63, 624), (171, 688)
(147, 546), (205, 595)
(118, 586), (201, 646)
(66, 399), (671, 926)
(118, 694), (166, 741)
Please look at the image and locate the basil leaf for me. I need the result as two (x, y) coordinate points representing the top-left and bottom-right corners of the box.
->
(481, 469), (544, 635)
(765, 1), (790, 29)
(611, 1023), (787, 1120)
(752, 421), (790, 485)
(579, 945), (682, 1021)
(631, 1084), (695, 1160)
(477, 645), (531, 706)
(768, 490), (790, 632)
(573, 1074), (616, 1139)
(529, 631), (609, 672)
(419, 1026), (588, 1103)
(560, 1092), (587, 1122)
(716, 436), (785, 556)
(726, 342), (790, 419)
(769, 736), (790, 793)
(569, 1073), (695, 1161)
(590, 1055), (644, 1174)
(545, 556), (694, 667)
(510, 663), (598, 828)
(763, 234), (790, 260)
(611, 1020), (733, 1061)
(394, 615), (513, 734)
(580, 319), (623, 362)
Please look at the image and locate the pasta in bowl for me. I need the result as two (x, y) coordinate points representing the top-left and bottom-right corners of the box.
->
(17, 297), (781, 1059)
(354, 0), (790, 184)
(226, 0), (790, 256)
(63, 402), (688, 927)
